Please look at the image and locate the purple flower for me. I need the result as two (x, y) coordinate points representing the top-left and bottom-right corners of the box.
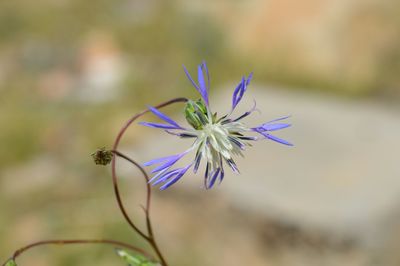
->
(140, 61), (292, 189)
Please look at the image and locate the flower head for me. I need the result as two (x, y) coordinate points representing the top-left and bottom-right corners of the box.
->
(140, 61), (292, 190)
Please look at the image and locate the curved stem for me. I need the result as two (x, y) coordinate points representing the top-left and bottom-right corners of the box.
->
(112, 150), (165, 266)
(111, 97), (188, 266)
(110, 150), (149, 240)
(2, 239), (152, 266)
(111, 150), (151, 215)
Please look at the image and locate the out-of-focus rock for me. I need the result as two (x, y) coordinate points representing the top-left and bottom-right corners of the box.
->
(180, 0), (400, 95)
(76, 32), (125, 103)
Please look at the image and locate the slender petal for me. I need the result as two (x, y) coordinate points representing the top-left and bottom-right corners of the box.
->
(204, 162), (210, 181)
(226, 158), (240, 173)
(139, 122), (182, 130)
(183, 63), (209, 106)
(228, 136), (245, 150)
(144, 150), (188, 175)
(159, 174), (181, 190)
(159, 164), (192, 190)
(165, 130), (197, 138)
(265, 115), (291, 124)
(251, 115), (291, 132)
(143, 154), (181, 166)
(231, 73), (253, 111)
(245, 72), (253, 86)
(232, 77), (244, 110)
(238, 136), (258, 141)
(207, 168), (220, 189)
(197, 64), (209, 105)
(148, 168), (170, 183)
(152, 169), (180, 186)
(202, 60), (210, 91)
(219, 169), (225, 184)
(264, 134), (293, 146)
(183, 65), (200, 91)
(254, 129), (293, 146)
(193, 150), (202, 173)
(151, 153), (185, 173)
(260, 123), (291, 131)
(147, 106), (181, 128)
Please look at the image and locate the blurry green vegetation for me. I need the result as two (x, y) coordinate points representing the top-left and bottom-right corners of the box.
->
(116, 249), (159, 266)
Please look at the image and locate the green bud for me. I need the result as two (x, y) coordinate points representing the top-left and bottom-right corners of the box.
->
(91, 147), (113, 165)
(184, 99), (209, 129)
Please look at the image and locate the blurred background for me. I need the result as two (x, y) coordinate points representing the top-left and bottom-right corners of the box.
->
(1, 0), (400, 265)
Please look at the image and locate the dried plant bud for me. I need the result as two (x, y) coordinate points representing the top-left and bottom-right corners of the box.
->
(91, 147), (113, 165)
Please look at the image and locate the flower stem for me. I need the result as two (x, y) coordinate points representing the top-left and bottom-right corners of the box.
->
(111, 97), (188, 266)
(2, 239), (152, 266)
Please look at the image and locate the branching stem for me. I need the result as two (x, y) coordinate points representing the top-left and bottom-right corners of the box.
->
(111, 97), (188, 266)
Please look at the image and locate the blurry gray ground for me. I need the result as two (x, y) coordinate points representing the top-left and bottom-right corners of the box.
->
(125, 86), (400, 265)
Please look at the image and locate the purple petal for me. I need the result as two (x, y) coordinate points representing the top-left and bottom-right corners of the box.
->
(159, 164), (192, 190)
(144, 150), (188, 173)
(204, 162), (210, 181)
(251, 115), (291, 132)
(152, 169), (180, 186)
(197, 64), (209, 105)
(159, 174), (181, 190)
(259, 132), (293, 146)
(226, 158), (240, 173)
(183, 63), (209, 106)
(231, 73), (253, 111)
(218, 155), (225, 184)
(238, 136), (258, 141)
(148, 168), (169, 183)
(219, 169), (225, 184)
(183, 65), (200, 91)
(139, 122), (182, 130)
(193, 151), (202, 173)
(202, 61), (210, 91)
(228, 136), (245, 150)
(207, 168), (220, 189)
(261, 123), (291, 131)
(148, 106), (181, 128)
(143, 154), (178, 166)
(151, 154), (184, 173)
(266, 134), (293, 146)
(266, 115), (291, 124)
(232, 77), (245, 110)
(165, 130), (197, 138)
(245, 72), (253, 86)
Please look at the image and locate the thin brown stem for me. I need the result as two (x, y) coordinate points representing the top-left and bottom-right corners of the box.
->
(111, 150), (150, 240)
(111, 97), (188, 266)
(112, 150), (166, 266)
(111, 150), (151, 212)
(2, 239), (152, 266)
